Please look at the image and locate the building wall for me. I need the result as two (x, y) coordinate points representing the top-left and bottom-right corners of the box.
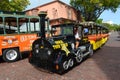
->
(26, 1), (80, 25)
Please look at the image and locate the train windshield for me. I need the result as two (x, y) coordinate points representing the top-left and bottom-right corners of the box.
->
(51, 24), (74, 37)
(61, 25), (73, 35)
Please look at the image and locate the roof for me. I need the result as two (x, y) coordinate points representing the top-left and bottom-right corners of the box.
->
(0, 10), (39, 18)
(0, 11), (39, 23)
(0, 10), (40, 27)
(52, 23), (75, 27)
(25, 0), (75, 12)
(80, 22), (108, 29)
(80, 22), (100, 28)
(0, 10), (25, 15)
(50, 17), (76, 22)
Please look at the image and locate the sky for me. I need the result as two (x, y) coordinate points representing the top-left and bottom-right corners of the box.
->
(26, 0), (120, 25)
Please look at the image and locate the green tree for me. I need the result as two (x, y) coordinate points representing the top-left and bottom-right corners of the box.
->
(102, 23), (120, 31)
(96, 18), (103, 24)
(70, 0), (120, 21)
(0, 0), (30, 11)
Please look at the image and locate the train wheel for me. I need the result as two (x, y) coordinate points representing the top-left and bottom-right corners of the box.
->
(88, 45), (94, 57)
(57, 51), (69, 74)
(68, 58), (74, 67)
(62, 60), (69, 70)
(58, 59), (69, 74)
(75, 49), (83, 63)
(3, 48), (20, 62)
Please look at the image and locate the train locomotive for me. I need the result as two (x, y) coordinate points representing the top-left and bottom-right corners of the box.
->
(29, 12), (93, 74)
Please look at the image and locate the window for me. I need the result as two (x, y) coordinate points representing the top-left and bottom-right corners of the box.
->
(20, 22), (40, 33)
(62, 26), (73, 35)
(0, 24), (17, 34)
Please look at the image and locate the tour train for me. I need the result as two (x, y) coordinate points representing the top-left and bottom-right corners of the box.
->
(29, 12), (109, 74)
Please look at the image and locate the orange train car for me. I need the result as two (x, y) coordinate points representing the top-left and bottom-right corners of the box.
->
(0, 11), (43, 62)
(0, 34), (38, 62)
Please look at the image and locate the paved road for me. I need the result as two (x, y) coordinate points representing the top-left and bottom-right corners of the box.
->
(0, 32), (120, 80)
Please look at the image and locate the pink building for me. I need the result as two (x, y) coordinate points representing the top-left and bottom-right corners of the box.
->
(25, 0), (81, 25)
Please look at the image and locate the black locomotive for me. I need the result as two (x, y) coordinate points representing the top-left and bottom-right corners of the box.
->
(29, 12), (93, 74)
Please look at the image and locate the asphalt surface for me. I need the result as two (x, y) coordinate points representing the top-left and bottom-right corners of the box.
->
(0, 31), (120, 80)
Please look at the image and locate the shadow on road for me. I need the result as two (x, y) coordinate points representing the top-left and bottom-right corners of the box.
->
(0, 56), (4, 63)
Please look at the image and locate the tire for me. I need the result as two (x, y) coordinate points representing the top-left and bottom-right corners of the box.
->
(58, 59), (69, 74)
(3, 48), (20, 62)
(68, 53), (75, 68)
(68, 58), (74, 67)
(88, 45), (94, 57)
(75, 49), (83, 63)
(57, 51), (69, 74)
(62, 60), (69, 70)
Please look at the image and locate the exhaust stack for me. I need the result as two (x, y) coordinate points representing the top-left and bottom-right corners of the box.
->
(38, 11), (47, 39)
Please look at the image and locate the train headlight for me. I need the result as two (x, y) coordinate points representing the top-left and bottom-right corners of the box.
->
(34, 44), (40, 54)
(35, 49), (39, 53)
(47, 50), (51, 55)
(8, 39), (12, 44)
